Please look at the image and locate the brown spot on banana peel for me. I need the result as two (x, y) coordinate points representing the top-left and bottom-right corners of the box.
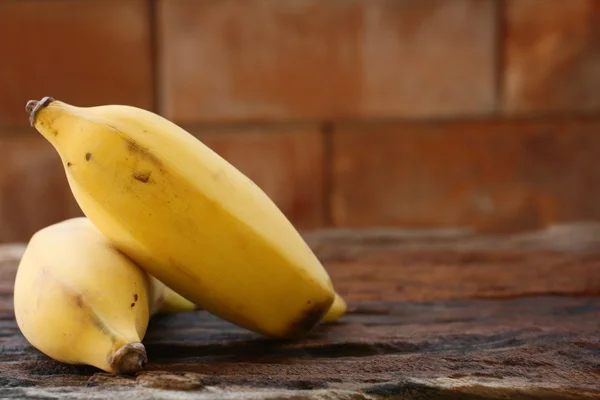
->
(85, 152), (92, 161)
(75, 294), (84, 308)
(132, 171), (152, 183)
(125, 139), (163, 168)
(25, 97), (54, 127)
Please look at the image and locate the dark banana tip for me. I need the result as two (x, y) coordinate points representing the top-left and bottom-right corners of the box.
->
(110, 342), (147, 375)
(25, 96), (54, 127)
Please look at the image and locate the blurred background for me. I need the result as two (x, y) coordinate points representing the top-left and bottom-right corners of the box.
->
(1, 0), (600, 243)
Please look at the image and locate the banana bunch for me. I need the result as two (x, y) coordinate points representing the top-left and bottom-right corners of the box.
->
(14, 217), (195, 374)
(15, 96), (347, 374)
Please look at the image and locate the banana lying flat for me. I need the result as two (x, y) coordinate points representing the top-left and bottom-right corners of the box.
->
(13, 217), (194, 374)
(26, 97), (336, 338)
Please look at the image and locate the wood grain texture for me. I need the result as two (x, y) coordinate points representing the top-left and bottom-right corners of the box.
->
(0, 298), (598, 399)
(309, 223), (600, 302)
(1, 225), (599, 398)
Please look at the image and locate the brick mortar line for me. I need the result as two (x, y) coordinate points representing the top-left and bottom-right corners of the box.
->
(6, 112), (600, 138)
(4, 109), (600, 138)
(179, 112), (600, 132)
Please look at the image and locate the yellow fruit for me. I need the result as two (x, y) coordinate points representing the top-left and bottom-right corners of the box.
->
(153, 281), (197, 314)
(26, 97), (335, 338)
(13, 217), (193, 374)
(322, 292), (348, 323)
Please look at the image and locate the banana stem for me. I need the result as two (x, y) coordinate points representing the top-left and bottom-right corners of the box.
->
(109, 342), (147, 375)
(25, 97), (54, 127)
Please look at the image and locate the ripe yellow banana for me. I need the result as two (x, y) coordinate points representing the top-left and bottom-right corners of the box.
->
(191, 291), (346, 323)
(26, 97), (335, 339)
(322, 292), (347, 323)
(153, 279), (197, 314)
(13, 217), (193, 374)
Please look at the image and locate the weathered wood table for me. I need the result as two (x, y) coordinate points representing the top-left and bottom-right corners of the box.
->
(1, 224), (599, 399)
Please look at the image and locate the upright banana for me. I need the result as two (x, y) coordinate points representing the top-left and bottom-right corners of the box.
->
(13, 217), (194, 375)
(26, 97), (335, 339)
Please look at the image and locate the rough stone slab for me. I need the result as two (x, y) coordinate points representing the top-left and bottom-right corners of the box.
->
(1, 225), (600, 399)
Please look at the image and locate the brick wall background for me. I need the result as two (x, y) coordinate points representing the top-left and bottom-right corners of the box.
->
(1, 0), (600, 243)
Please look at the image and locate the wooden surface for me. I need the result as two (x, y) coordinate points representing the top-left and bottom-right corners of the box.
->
(1, 224), (599, 399)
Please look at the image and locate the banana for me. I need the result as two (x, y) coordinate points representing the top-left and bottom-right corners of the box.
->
(192, 291), (345, 322)
(152, 279), (197, 314)
(13, 217), (193, 374)
(322, 292), (347, 323)
(26, 97), (335, 339)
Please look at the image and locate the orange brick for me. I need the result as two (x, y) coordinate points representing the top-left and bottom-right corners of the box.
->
(193, 125), (325, 229)
(0, 134), (83, 243)
(503, 0), (600, 114)
(158, 0), (496, 123)
(331, 118), (600, 232)
(0, 0), (153, 129)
